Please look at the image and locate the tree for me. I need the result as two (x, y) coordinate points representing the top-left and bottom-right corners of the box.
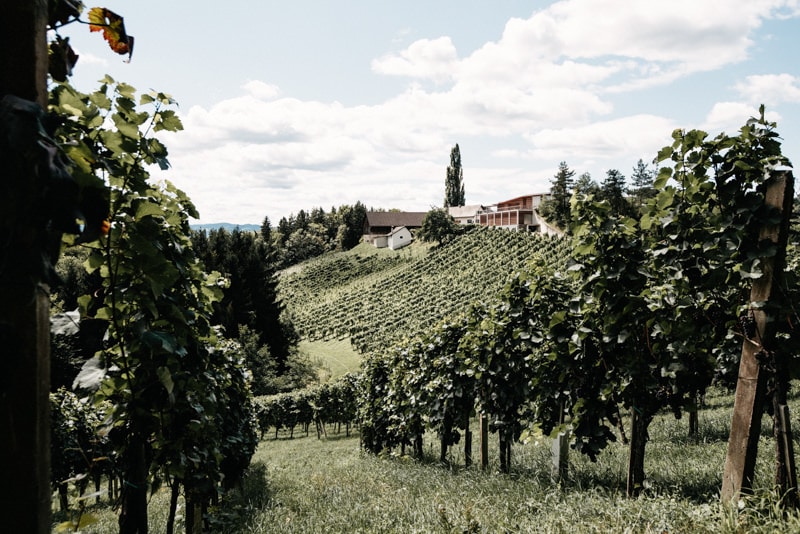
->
(336, 201), (367, 250)
(600, 168), (632, 216)
(573, 171), (599, 198)
(418, 207), (459, 246)
(260, 215), (272, 244)
(194, 227), (297, 371)
(630, 159), (656, 211)
(541, 162), (575, 230)
(444, 143), (465, 208)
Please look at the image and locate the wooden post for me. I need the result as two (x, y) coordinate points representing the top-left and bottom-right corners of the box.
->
(0, 1), (52, 533)
(721, 171), (795, 503)
(479, 413), (489, 470)
(464, 414), (472, 468)
(551, 430), (569, 482)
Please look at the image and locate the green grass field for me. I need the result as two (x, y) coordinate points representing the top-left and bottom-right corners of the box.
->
(299, 337), (362, 380)
(65, 387), (800, 533)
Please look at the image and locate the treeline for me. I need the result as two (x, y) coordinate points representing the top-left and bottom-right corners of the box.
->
(540, 159), (657, 230)
(263, 202), (368, 268)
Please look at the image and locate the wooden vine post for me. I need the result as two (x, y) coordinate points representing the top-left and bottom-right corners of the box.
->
(0, 1), (52, 532)
(722, 170), (796, 504)
(479, 413), (489, 470)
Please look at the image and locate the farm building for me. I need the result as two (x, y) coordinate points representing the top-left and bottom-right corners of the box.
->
(387, 226), (413, 250)
(478, 193), (561, 235)
(371, 226), (414, 250)
(362, 211), (426, 244)
(447, 204), (485, 225)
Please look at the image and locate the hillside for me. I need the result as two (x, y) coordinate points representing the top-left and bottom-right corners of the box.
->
(279, 226), (571, 354)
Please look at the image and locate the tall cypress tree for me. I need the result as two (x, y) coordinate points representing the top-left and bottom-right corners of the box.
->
(444, 143), (466, 207)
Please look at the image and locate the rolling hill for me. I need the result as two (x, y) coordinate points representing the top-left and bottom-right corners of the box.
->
(279, 226), (571, 355)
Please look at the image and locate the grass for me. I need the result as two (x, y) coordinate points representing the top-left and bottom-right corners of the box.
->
(56, 387), (800, 533)
(299, 337), (362, 380)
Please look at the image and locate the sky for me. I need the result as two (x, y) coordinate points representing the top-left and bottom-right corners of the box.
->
(62, 0), (800, 225)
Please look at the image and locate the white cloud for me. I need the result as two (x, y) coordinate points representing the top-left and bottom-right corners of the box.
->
(372, 37), (458, 82)
(735, 73), (800, 105)
(524, 115), (678, 163)
(153, 0), (798, 223)
(242, 80), (280, 100)
(700, 102), (781, 133)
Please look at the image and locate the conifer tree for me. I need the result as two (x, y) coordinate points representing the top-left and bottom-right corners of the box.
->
(541, 161), (575, 230)
(630, 158), (656, 210)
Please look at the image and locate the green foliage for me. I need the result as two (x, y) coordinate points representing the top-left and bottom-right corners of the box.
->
(253, 373), (358, 439)
(352, 107), (797, 497)
(235, 325), (317, 396)
(598, 168), (634, 217)
(280, 227), (571, 354)
(192, 227), (297, 369)
(630, 158), (657, 211)
(417, 207), (460, 245)
(51, 77), (257, 526)
(52, 246), (92, 311)
(540, 161), (575, 230)
(269, 202), (368, 267)
(444, 143), (466, 208)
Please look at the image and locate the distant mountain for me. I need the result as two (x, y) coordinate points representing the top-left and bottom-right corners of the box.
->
(190, 222), (261, 232)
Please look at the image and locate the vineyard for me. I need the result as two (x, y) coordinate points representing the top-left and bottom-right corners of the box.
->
(279, 226), (572, 352)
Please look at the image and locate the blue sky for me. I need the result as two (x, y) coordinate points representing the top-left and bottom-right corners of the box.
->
(63, 0), (800, 224)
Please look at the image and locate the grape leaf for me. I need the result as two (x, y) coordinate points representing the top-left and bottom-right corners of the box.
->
(87, 7), (134, 61)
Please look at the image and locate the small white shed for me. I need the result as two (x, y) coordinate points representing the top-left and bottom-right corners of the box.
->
(387, 226), (413, 250)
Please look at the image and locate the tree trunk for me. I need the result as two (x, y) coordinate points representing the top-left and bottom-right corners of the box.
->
(185, 493), (205, 534)
(0, 2), (51, 533)
(119, 435), (149, 534)
(413, 433), (424, 459)
(58, 485), (69, 513)
(166, 482), (180, 534)
(627, 407), (649, 498)
(499, 434), (510, 474)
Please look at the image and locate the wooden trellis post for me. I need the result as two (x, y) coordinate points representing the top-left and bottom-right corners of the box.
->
(721, 170), (796, 504)
(0, 1), (52, 533)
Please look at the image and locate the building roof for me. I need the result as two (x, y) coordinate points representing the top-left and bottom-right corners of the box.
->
(387, 225), (411, 237)
(496, 193), (550, 205)
(365, 211), (427, 229)
(447, 205), (484, 218)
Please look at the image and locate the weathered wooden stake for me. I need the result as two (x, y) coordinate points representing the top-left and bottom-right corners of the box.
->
(551, 430), (570, 482)
(0, 1), (52, 533)
(721, 170), (796, 503)
(464, 415), (472, 468)
(479, 413), (489, 470)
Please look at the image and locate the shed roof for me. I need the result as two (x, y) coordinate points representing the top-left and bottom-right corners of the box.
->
(365, 211), (427, 228)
